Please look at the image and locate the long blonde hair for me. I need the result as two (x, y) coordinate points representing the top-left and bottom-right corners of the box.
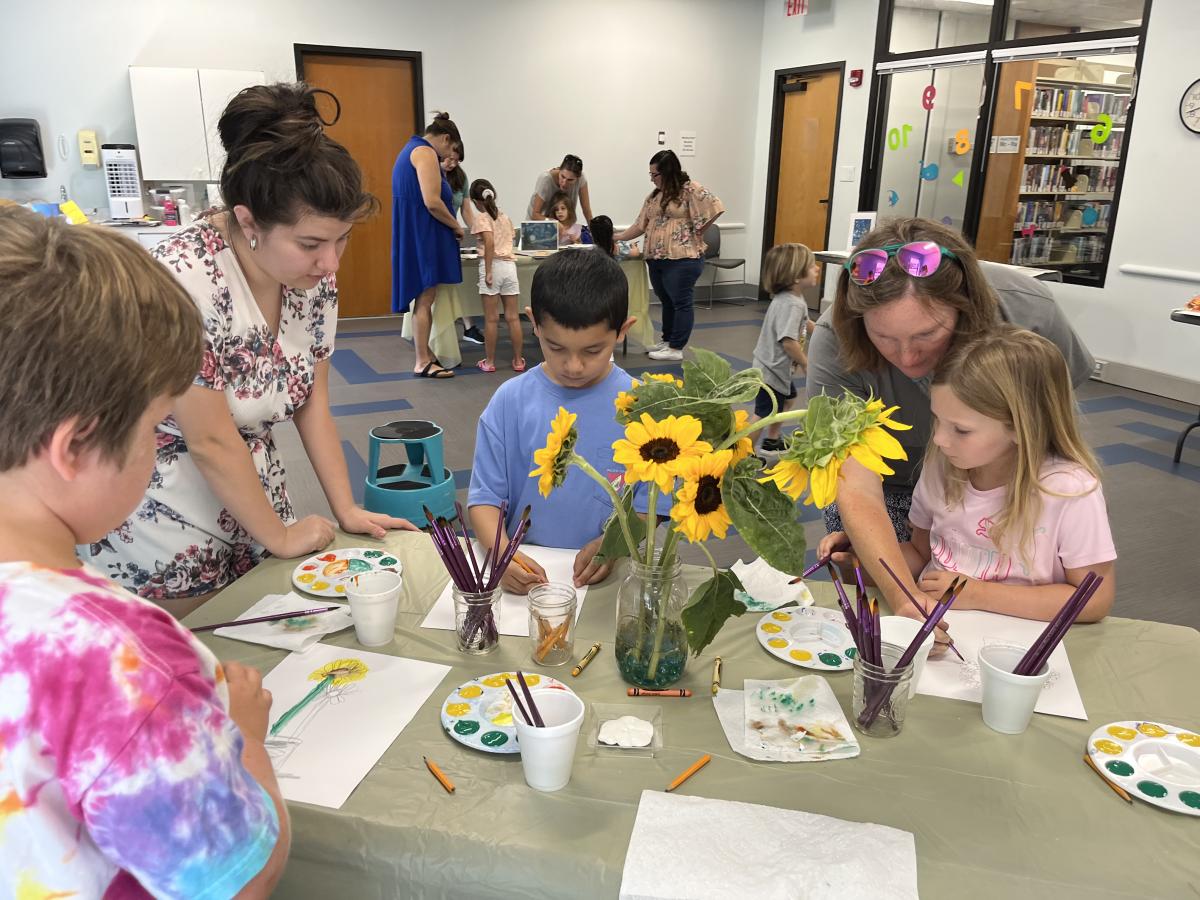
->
(929, 324), (1100, 565)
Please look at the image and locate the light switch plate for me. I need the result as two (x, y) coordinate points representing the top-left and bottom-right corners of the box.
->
(838, 165), (856, 182)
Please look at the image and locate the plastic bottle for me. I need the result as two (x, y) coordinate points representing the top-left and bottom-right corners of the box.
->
(162, 197), (179, 226)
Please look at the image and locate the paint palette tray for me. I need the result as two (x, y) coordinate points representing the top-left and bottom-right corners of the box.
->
(1087, 720), (1200, 816)
(756, 607), (857, 671)
(440, 672), (573, 755)
(587, 703), (663, 758)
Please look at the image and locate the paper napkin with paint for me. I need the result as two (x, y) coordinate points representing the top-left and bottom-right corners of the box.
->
(730, 557), (814, 611)
(213, 592), (353, 652)
(712, 675), (859, 762)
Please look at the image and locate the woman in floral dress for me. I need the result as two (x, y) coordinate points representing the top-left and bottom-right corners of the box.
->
(86, 83), (415, 609)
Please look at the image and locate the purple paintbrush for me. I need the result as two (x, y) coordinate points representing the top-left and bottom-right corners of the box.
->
(505, 678), (533, 726)
(486, 507), (532, 591)
(825, 564), (860, 645)
(515, 670), (545, 727)
(1016, 573), (1102, 676)
(191, 606), (341, 632)
(877, 557), (967, 663)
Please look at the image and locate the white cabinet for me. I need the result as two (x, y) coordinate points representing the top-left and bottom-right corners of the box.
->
(129, 67), (264, 182)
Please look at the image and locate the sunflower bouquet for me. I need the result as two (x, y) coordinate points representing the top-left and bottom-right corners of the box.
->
(530, 348), (909, 687)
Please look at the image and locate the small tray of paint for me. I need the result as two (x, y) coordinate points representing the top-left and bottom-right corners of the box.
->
(586, 702), (663, 758)
(1087, 720), (1200, 816)
(440, 672), (573, 755)
(755, 607), (856, 671)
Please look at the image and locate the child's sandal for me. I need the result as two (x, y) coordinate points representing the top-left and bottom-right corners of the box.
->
(511, 358), (527, 372)
(477, 359), (497, 373)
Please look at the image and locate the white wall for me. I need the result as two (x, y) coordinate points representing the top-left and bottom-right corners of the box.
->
(0, 0), (763, 261)
(747, 0), (880, 299)
(1048, 0), (1200, 396)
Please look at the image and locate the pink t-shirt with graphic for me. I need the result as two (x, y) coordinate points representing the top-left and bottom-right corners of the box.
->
(0, 563), (278, 898)
(909, 457), (1116, 585)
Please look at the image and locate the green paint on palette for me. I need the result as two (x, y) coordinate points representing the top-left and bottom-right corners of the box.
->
(818, 652), (843, 667)
(380, 556), (398, 566)
(1137, 780), (1168, 799)
(480, 730), (508, 747)
(845, 647), (858, 659)
(363, 550), (384, 558)
(453, 719), (480, 736)
(1105, 760), (1134, 777)
(1179, 791), (1200, 809)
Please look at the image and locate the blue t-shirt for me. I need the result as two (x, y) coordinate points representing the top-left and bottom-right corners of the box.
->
(469, 363), (637, 549)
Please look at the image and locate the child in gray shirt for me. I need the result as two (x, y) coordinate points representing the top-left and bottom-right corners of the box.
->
(752, 243), (819, 453)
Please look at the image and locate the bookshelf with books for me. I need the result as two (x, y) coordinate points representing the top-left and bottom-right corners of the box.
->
(975, 60), (1132, 286)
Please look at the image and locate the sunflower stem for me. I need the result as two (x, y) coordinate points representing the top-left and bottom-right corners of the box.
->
(570, 454), (639, 558)
(645, 540), (678, 681)
(719, 408), (808, 451)
(696, 540), (720, 584)
(644, 482), (658, 568)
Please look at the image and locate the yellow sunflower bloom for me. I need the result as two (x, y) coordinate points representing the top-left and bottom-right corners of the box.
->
(310, 658), (370, 686)
(645, 372), (684, 388)
(612, 413), (711, 493)
(529, 406), (579, 497)
(671, 450), (734, 542)
(759, 458), (809, 502)
(614, 391), (636, 417)
(729, 408), (754, 462)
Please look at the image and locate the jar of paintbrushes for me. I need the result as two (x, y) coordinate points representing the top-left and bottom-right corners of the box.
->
(528, 583), (577, 666)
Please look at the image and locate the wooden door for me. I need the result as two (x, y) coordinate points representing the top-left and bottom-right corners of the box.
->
(298, 50), (420, 317)
(771, 70), (841, 251)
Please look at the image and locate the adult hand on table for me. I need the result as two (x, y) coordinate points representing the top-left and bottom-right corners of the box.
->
(267, 515), (337, 559)
(572, 536), (613, 588)
(501, 551), (547, 595)
(337, 506), (420, 540)
(224, 660), (273, 744)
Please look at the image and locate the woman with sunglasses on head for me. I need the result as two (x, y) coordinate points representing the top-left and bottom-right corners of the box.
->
(527, 154), (593, 224)
(806, 217), (1093, 623)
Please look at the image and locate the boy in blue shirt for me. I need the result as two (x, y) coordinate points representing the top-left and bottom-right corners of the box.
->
(468, 249), (637, 594)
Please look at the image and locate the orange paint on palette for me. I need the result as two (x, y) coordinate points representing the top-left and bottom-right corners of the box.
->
(302, 564), (317, 571)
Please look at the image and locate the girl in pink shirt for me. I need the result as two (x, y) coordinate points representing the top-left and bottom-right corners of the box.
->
(825, 325), (1117, 622)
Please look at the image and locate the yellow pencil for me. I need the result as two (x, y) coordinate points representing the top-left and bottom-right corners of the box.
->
(423, 755), (455, 794)
(666, 754), (712, 793)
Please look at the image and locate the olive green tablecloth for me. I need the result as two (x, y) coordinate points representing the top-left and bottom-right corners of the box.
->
(399, 256), (655, 369)
(185, 532), (1200, 898)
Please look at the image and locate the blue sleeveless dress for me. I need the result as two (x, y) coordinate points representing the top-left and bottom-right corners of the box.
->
(391, 135), (462, 313)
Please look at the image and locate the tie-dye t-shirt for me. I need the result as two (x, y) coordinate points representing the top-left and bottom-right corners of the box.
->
(0, 563), (279, 898)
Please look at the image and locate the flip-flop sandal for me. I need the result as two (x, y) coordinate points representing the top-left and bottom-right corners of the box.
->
(511, 358), (527, 372)
(415, 361), (455, 379)
(477, 360), (497, 373)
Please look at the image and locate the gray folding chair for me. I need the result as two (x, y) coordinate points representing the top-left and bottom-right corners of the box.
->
(701, 223), (747, 308)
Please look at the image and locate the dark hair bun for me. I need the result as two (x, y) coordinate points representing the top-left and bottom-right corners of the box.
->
(218, 82), (376, 228)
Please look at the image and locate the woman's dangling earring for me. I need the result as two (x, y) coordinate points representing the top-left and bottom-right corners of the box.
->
(249, 235), (259, 251)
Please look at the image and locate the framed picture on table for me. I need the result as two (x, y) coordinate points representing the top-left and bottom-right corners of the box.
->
(846, 212), (876, 250)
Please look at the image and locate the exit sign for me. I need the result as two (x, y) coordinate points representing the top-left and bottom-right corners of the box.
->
(785, 0), (809, 14)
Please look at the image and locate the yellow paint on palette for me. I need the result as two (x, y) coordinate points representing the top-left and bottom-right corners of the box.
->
(1138, 722), (1168, 737)
(1093, 739), (1123, 755)
(445, 703), (471, 717)
(1177, 732), (1200, 748)
(491, 711), (514, 727)
(790, 649), (813, 662)
(525, 674), (541, 686)
(297, 573), (316, 583)
(458, 685), (483, 699)
(481, 673), (514, 688)
(761, 623), (782, 634)
(335, 585), (346, 594)
(767, 638), (788, 649)
(1106, 725), (1137, 741)
(771, 611), (792, 621)
(312, 582), (330, 592)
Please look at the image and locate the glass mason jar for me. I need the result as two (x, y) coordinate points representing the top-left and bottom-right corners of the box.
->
(614, 556), (688, 688)
(453, 586), (502, 654)
(528, 582), (577, 667)
(851, 642), (914, 738)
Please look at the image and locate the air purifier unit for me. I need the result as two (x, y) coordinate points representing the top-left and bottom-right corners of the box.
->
(102, 144), (144, 220)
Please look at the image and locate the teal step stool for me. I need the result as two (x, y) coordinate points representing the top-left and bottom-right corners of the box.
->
(363, 420), (457, 522)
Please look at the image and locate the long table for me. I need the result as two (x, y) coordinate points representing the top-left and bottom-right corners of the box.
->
(186, 531), (1200, 898)
(400, 256), (656, 369)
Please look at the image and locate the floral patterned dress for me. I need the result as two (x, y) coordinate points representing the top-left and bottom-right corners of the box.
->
(84, 219), (336, 600)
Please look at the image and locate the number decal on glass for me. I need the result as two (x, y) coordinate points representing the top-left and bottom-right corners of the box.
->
(1090, 114), (1113, 144)
(922, 85), (937, 110)
(1014, 80), (1033, 110)
(887, 124), (913, 150)
(954, 129), (971, 155)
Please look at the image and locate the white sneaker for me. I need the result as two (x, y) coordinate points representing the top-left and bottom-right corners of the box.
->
(648, 347), (684, 361)
(645, 341), (668, 354)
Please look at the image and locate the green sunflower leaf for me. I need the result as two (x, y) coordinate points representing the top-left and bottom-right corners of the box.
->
(682, 346), (732, 394)
(721, 457), (808, 575)
(682, 569), (746, 656)
(595, 486), (648, 562)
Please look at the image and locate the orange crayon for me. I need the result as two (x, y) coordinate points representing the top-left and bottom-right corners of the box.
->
(628, 687), (691, 698)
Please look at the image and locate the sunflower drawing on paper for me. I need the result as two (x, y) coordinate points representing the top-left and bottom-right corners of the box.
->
(265, 658), (369, 769)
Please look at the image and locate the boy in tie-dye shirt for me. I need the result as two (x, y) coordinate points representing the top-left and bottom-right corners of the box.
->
(0, 207), (288, 897)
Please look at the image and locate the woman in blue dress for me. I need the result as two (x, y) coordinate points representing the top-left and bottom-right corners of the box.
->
(391, 112), (464, 379)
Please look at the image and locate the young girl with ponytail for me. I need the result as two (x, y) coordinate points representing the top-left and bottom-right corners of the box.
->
(469, 179), (524, 373)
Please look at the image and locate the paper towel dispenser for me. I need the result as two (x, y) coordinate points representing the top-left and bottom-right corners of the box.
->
(0, 118), (47, 178)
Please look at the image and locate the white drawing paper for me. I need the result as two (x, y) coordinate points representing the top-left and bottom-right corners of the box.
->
(420, 544), (588, 637)
(261, 642), (450, 809)
(915, 609), (1087, 720)
(212, 591), (352, 652)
